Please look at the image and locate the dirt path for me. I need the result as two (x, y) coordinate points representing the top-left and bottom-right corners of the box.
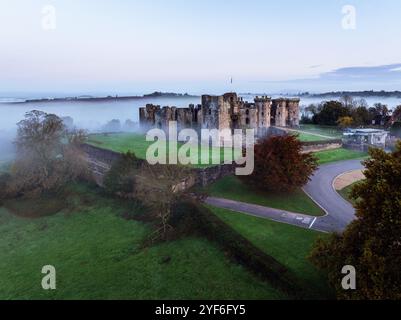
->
(333, 170), (365, 190)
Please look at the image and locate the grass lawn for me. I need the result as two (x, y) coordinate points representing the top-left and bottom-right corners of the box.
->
(208, 206), (333, 299)
(87, 133), (241, 168)
(203, 175), (325, 216)
(0, 183), (285, 300)
(314, 148), (368, 165)
(338, 181), (363, 206)
(294, 132), (332, 142)
(299, 124), (343, 139)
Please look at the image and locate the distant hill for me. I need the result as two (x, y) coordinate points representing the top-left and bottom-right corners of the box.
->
(301, 91), (401, 98)
(143, 91), (198, 98)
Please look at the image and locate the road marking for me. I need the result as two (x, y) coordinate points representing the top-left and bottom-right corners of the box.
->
(309, 217), (317, 229)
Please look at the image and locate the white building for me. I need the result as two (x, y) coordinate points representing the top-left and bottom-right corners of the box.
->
(343, 128), (388, 151)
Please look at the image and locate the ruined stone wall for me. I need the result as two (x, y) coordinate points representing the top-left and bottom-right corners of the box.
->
(218, 97), (232, 131)
(271, 98), (300, 128)
(139, 93), (300, 132)
(301, 140), (343, 153)
(255, 97), (271, 128)
(287, 99), (300, 127)
(194, 163), (236, 187)
(80, 143), (234, 188)
(272, 99), (287, 127)
(202, 95), (220, 129)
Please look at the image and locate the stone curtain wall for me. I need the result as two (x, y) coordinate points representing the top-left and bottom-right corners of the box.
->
(81, 143), (235, 188)
(301, 139), (343, 153)
(80, 144), (123, 186)
(81, 138), (343, 188)
(195, 164), (236, 187)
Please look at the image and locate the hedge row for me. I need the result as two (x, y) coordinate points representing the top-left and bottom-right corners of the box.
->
(171, 200), (304, 298)
(301, 139), (342, 146)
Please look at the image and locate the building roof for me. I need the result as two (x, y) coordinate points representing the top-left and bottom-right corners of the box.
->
(343, 128), (388, 136)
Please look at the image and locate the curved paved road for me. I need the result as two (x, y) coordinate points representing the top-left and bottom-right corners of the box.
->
(206, 159), (365, 234)
(303, 159), (364, 233)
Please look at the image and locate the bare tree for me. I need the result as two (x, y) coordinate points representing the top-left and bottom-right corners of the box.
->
(134, 164), (193, 242)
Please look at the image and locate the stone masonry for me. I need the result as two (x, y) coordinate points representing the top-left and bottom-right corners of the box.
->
(139, 92), (300, 135)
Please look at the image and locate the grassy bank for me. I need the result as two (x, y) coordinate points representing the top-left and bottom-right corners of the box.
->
(0, 183), (285, 300)
(338, 181), (362, 206)
(295, 132), (333, 142)
(299, 125), (343, 139)
(314, 148), (368, 165)
(208, 206), (333, 299)
(203, 175), (325, 216)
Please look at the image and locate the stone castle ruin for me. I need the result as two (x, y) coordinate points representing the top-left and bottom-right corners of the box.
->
(139, 92), (300, 135)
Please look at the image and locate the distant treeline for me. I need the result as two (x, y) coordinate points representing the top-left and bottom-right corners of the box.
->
(18, 92), (198, 104)
(301, 96), (401, 129)
(299, 90), (401, 98)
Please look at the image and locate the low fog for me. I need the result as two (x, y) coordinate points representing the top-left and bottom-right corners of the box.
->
(1, 94), (401, 162)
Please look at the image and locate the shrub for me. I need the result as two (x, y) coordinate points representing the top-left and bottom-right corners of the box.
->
(0, 173), (11, 203)
(390, 122), (401, 138)
(103, 151), (142, 198)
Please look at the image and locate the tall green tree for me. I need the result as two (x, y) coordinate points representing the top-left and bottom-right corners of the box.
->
(392, 105), (401, 123)
(313, 101), (350, 126)
(310, 143), (401, 299)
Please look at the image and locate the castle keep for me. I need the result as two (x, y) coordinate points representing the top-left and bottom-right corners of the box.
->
(139, 92), (300, 135)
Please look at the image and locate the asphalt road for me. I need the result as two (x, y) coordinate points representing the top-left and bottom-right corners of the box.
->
(303, 159), (365, 232)
(206, 159), (365, 234)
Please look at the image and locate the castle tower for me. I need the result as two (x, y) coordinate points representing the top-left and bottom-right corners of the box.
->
(254, 96), (272, 128)
(287, 99), (301, 127)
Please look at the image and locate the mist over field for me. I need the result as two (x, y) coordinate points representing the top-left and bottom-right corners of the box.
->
(0, 93), (400, 161)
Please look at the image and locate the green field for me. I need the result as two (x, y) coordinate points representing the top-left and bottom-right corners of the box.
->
(203, 175), (325, 216)
(295, 132), (332, 142)
(0, 184), (285, 300)
(209, 206), (333, 299)
(314, 148), (368, 165)
(299, 125), (343, 139)
(87, 133), (241, 168)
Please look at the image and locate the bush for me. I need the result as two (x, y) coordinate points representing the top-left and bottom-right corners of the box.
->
(0, 173), (11, 203)
(390, 122), (401, 138)
(3, 194), (66, 218)
(103, 151), (142, 198)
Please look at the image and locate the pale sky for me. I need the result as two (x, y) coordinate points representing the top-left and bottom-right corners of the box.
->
(1, 0), (401, 96)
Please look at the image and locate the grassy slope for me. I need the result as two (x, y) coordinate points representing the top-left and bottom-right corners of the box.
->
(314, 148), (368, 165)
(204, 175), (324, 216)
(209, 206), (333, 299)
(338, 181), (362, 206)
(0, 184), (284, 300)
(299, 125), (343, 139)
(295, 132), (331, 142)
(87, 133), (240, 168)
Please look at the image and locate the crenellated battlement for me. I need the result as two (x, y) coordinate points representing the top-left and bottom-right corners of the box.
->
(139, 92), (300, 134)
